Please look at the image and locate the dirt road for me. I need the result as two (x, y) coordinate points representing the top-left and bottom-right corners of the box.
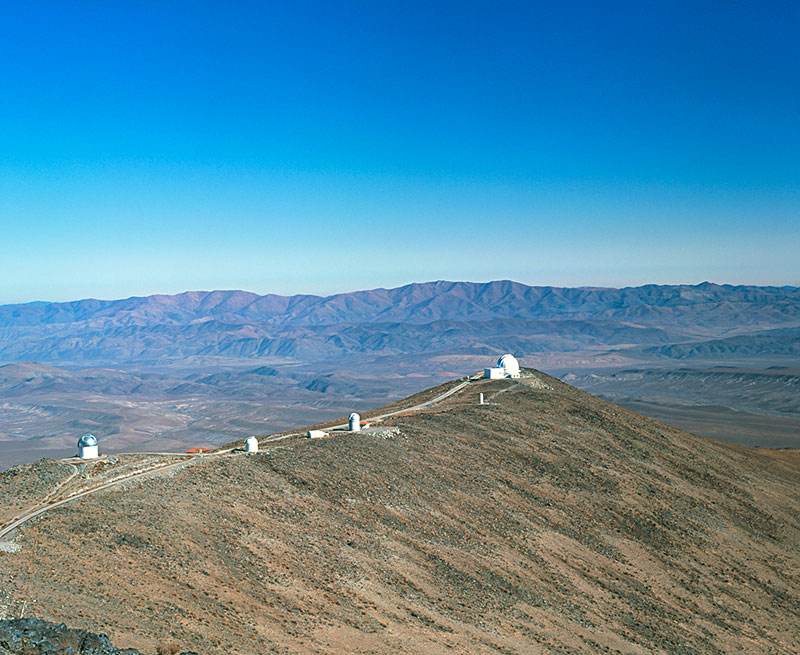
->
(0, 378), (473, 541)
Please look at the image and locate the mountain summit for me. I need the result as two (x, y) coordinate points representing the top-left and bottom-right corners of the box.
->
(1, 371), (797, 654)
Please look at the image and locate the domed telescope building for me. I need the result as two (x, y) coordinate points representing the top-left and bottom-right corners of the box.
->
(245, 436), (259, 453)
(349, 412), (361, 432)
(484, 354), (521, 380)
(78, 433), (99, 460)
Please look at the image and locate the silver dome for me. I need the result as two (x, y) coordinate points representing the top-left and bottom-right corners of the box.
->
(78, 433), (98, 447)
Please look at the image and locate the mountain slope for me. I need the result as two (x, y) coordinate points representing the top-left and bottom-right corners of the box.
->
(644, 326), (800, 360)
(1, 373), (797, 654)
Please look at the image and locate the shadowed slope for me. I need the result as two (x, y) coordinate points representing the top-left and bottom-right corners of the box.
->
(0, 373), (798, 654)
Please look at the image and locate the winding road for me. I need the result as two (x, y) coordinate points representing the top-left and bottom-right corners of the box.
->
(0, 377), (475, 542)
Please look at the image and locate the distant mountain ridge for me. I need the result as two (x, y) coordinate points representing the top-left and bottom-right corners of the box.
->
(3, 280), (800, 327)
(1, 280), (798, 365)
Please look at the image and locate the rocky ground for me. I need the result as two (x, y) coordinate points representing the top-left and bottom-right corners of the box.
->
(0, 371), (798, 654)
(0, 454), (196, 529)
(0, 460), (75, 525)
(0, 617), (197, 654)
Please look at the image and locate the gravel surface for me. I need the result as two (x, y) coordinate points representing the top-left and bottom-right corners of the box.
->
(0, 460), (75, 525)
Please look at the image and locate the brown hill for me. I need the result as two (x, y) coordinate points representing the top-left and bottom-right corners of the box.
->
(0, 372), (798, 654)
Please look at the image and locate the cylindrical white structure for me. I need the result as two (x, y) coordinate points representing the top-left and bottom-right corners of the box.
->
(78, 433), (99, 460)
(245, 436), (259, 453)
(349, 412), (361, 432)
(479, 392), (485, 405)
(497, 353), (521, 378)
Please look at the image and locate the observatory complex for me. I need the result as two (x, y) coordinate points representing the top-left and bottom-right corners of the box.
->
(484, 354), (521, 379)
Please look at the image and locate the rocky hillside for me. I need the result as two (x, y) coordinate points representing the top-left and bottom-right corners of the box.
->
(0, 372), (798, 654)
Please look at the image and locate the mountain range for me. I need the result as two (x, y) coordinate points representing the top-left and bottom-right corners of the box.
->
(1, 281), (799, 365)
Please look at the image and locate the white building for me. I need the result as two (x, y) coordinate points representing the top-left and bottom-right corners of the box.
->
(245, 436), (259, 453)
(484, 354), (521, 380)
(497, 353), (521, 378)
(349, 412), (361, 432)
(78, 433), (99, 460)
(307, 429), (328, 439)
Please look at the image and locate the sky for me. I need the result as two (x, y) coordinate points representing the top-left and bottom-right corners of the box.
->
(0, 1), (798, 303)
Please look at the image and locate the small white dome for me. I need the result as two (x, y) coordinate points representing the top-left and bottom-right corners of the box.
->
(497, 354), (520, 377)
(348, 412), (361, 432)
(78, 433), (98, 448)
(245, 436), (259, 453)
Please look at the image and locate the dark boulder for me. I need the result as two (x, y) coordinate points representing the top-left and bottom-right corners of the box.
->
(0, 618), (197, 655)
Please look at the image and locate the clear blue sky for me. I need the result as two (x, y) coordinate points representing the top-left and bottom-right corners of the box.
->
(0, 1), (798, 303)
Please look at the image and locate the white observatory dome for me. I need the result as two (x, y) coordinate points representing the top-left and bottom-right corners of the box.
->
(78, 433), (99, 460)
(245, 436), (259, 453)
(349, 412), (361, 432)
(497, 354), (521, 378)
